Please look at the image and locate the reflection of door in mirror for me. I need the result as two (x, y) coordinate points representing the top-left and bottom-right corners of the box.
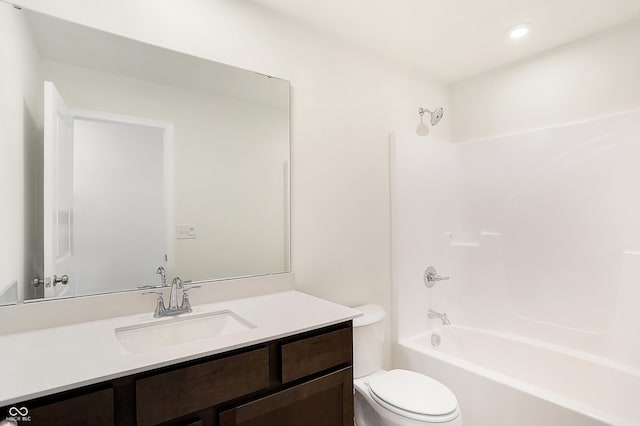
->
(41, 82), (174, 299)
(43, 81), (74, 299)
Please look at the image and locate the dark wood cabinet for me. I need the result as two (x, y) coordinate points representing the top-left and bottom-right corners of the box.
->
(281, 327), (352, 383)
(3, 321), (353, 426)
(219, 367), (353, 426)
(25, 388), (114, 426)
(136, 348), (270, 426)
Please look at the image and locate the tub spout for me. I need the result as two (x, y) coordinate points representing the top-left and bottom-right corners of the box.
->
(428, 309), (451, 325)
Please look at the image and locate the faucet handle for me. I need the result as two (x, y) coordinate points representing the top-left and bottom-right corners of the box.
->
(142, 291), (166, 318)
(424, 266), (450, 288)
(180, 286), (200, 311)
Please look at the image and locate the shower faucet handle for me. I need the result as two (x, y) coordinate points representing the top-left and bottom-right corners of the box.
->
(424, 266), (450, 288)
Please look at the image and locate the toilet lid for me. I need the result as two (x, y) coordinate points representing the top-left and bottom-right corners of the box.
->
(367, 369), (458, 417)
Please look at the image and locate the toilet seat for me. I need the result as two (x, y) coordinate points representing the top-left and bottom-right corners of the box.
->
(367, 369), (460, 423)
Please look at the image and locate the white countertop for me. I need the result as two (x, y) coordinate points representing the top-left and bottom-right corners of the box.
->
(0, 290), (361, 406)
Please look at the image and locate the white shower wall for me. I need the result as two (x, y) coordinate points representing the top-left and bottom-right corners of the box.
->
(391, 110), (640, 368)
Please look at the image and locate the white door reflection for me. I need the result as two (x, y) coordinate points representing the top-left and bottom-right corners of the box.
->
(42, 81), (174, 299)
(43, 81), (74, 298)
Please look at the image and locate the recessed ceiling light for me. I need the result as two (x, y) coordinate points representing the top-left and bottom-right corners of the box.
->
(506, 23), (533, 39)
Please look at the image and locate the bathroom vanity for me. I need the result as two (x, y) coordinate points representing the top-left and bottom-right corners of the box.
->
(0, 291), (358, 426)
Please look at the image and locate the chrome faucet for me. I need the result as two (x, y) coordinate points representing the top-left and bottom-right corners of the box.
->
(143, 276), (201, 317)
(156, 266), (167, 287)
(136, 266), (168, 290)
(168, 276), (183, 310)
(428, 309), (451, 325)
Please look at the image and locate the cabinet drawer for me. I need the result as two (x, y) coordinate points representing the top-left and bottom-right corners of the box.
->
(136, 347), (270, 426)
(27, 388), (114, 426)
(219, 367), (353, 426)
(281, 327), (352, 383)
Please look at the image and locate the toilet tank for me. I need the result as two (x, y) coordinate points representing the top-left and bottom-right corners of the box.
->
(352, 304), (386, 378)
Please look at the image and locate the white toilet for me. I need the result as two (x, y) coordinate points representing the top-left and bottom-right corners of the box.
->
(353, 305), (462, 426)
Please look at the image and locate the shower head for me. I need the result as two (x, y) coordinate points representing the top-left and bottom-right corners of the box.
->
(417, 107), (444, 136)
(429, 107), (444, 125)
(419, 107), (444, 125)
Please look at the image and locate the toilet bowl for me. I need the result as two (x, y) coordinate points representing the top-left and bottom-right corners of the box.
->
(353, 305), (462, 426)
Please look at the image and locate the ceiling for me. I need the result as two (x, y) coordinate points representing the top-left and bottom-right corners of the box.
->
(248, 0), (640, 83)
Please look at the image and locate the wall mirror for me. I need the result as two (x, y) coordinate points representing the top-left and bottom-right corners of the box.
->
(0, 5), (290, 305)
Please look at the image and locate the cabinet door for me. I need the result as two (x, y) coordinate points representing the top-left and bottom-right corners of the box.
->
(281, 327), (352, 383)
(219, 367), (353, 426)
(136, 348), (269, 426)
(23, 388), (114, 426)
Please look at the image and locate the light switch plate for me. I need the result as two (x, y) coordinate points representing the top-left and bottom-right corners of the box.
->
(176, 224), (197, 239)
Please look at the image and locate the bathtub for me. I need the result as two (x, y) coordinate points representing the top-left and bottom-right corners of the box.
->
(394, 326), (640, 426)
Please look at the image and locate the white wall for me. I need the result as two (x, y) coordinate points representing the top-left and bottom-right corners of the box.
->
(451, 19), (640, 142)
(0, 2), (42, 303)
(15, 0), (450, 317)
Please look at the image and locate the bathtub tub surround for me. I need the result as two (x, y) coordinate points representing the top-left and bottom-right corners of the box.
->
(0, 290), (360, 425)
(391, 110), (640, 425)
(353, 304), (461, 426)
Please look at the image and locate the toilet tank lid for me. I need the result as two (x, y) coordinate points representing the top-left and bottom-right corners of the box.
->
(352, 304), (386, 327)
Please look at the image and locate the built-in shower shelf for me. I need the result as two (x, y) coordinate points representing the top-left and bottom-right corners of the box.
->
(444, 231), (502, 247)
(446, 231), (502, 247)
(479, 231), (502, 236)
(450, 241), (480, 247)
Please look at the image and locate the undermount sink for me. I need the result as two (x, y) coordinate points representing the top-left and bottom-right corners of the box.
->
(115, 310), (255, 355)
